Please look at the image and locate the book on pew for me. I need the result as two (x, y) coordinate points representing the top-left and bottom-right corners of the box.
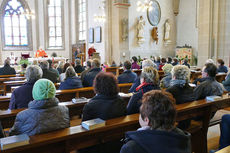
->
(206, 96), (222, 101)
(82, 118), (105, 130)
(72, 97), (89, 103)
(0, 134), (29, 150)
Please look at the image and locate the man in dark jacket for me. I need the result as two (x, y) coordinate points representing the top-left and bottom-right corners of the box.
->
(47, 60), (59, 76)
(40, 61), (59, 83)
(9, 65), (43, 110)
(0, 59), (16, 75)
(74, 59), (85, 73)
(121, 90), (191, 153)
(194, 63), (223, 100)
(82, 58), (101, 87)
(118, 61), (137, 84)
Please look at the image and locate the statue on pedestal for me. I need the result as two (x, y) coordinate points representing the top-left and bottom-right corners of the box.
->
(164, 19), (172, 44)
(137, 16), (145, 45)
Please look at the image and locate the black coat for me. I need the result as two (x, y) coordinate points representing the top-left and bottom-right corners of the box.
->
(82, 68), (101, 87)
(9, 82), (35, 110)
(82, 94), (126, 121)
(118, 70), (137, 84)
(127, 84), (160, 115)
(74, 65), (85, 73)
(120, 128), (191, 153)
(0, 65), (16, 75)
(128, 77), (141, 93)
(166, 83), (195, 105)
(42, 69), (59, 83)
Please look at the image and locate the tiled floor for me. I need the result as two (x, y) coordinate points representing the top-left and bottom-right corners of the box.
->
(208, 124), (221, 152)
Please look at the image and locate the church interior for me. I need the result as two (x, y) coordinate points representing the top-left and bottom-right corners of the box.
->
(0, 0), (230, 153)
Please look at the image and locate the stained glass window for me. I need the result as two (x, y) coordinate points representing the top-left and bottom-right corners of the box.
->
(1, 0), (31, 50)
(47, 0), (64, 49)
(78, 0), (86, 41)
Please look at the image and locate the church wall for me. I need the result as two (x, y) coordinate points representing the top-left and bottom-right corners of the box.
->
(0, 0), (75, 64)
(176, 0), (198, 61)
(128, 0), (177, 59)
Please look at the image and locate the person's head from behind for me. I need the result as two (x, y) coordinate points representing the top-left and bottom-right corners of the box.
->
(47, 60), (53, 68)
(21, 63), (27, 70)
(206, 59), (214, 64)
(171, 65), (190, 82)
(65, 66), (76, 79)
(86, 60), (92, 69)
(217, 59), (224, 66)
(139, 90), (176, 130)
(167, 57), (172, 63)
(183, 58), (188, 64)
(4, 59), (10, 66)
(25, 65), (43, 83)
(156, 57), (161, 62)
(173, 58), (178, 63)
(142, 59), (157, 69)
(32, 79), (56, 101)
(39, 61), (49, 70)
(63, 63), (71, 73)
(161, 58), (166, 64)
(123, 60), (132, 70)
(203, 63), (217, 78)
(132, 56), (138, 63)
(93, 72), (118, 97)
(75, 59), (81, 66)
(140, 67), (159, 85)
(92, 58), (101, 68)
(162, 64), (173, 75)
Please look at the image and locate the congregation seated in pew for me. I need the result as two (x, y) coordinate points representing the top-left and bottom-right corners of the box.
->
(59, 62), (71, 82)
(217, 59), (228, 73)
(47, 59), (60, 77)
(194, 63), (223, 100)
(127, 66), (160, 115)
(118, 60), (137, 84)
(83, 58), (101, 87)
(121, 90), (191, 153)
(9, 65), (43, 110)
(9, 79), (70, 136)
(74, 58), (85, 73)
(39, 61), (59, 83)
(81, 60), (92, 82)
(59, 66), (83, 90)
(0, 59), (16, 75)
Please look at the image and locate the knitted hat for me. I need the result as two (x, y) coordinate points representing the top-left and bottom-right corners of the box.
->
(32, 79), (56, 100)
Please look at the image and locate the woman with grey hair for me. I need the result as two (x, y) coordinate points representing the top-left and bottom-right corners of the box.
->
(127, 66), (160, 115)
(166, 65), (195, 129)
(160, 64), (173, 89)
(9, 65), (43, 110)
(129, 59), (157, 93)
(59, 66), (83, 90)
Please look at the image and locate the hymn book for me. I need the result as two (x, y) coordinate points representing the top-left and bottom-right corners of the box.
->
(0, 134), (29, 150)
(206, 96), (222, 101)
(81, 118), (105, 130)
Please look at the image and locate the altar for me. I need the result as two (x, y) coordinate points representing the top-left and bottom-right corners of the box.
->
(28, 57), (67, 64)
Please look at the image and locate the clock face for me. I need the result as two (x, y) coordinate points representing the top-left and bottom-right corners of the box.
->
(147, 1), (161, 26)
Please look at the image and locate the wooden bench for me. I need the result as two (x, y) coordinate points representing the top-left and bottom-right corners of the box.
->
(0, 74), (24, 78)
(1, 95), (230, 153)
(216, 146), (230, 153)
(1, 96), (230, 153)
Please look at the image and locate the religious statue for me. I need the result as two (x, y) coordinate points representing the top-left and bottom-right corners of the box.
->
(152, 27), (159, 44)
(164, 19), (171, 41)
(122, 18), (128, 41)
(137, 16), (145, 45)
(35, 47), (47, 58)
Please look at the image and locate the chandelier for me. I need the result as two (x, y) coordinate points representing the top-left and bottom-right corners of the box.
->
(94, 0), (106, 23)
(136, 0), (153, 12)
(21, 9), (35, 20)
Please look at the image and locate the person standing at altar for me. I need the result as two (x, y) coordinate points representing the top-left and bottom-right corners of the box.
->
(88, 44), (96, 59)
(35, 47), (47, 58)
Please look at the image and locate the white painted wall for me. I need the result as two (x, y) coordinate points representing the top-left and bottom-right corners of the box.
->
(128, 0), (177, 58)
(176, 0), (198, 56)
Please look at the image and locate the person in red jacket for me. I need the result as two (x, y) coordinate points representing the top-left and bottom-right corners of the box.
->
(88, 44), (96, 58)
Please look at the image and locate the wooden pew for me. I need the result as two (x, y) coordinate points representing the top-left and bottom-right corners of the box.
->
(1, 96), (229, 153)
(105, 67), (120, 76)
(216, 73), (227, 83)
(216, 146), (230, 153)
(0, 74), (24, 78)
(0, 83), (133, 110)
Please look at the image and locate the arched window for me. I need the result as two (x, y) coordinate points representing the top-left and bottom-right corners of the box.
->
(0, 0), (32, 50)
(46, 0), (64, 49)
